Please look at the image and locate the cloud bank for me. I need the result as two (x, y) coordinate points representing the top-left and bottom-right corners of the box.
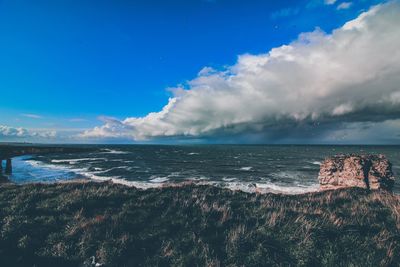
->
(82, 1), (400, 143)
(0, 125), (56, 139)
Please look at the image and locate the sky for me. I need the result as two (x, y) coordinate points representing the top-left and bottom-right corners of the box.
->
(0, 0), (399, 144)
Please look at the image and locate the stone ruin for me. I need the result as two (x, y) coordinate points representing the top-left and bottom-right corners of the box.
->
(318, 154), (395, 191)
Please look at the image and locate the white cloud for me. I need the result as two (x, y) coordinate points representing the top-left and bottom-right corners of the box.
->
(21, 113), (43, 119)
(325, 0), (337, 5)
(332, 103), (353, 116)
(36, 130), (57, 138)
(82, 2), (400, 142)
(0, 125), (56, 139)
(337, 2), (353, 10)
(0, 126), (29, 137)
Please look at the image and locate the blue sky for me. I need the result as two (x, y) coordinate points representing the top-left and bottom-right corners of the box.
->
(1, 0), (399, 144)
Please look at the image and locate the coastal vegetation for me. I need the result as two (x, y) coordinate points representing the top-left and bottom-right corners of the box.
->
(0, 182), (399, 266)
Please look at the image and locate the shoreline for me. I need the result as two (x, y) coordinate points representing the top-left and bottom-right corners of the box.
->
(4, 174), (397, 196)
(3, 174), (321, 195)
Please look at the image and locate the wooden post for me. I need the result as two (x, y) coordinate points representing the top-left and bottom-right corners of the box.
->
(5, 159), (12, 174)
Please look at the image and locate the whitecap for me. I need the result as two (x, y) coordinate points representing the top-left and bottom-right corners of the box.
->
(90, 166), (132, 174)
(94, 178), (163, 189)
(102, 149), (129, 154)
(149, 177), (169, 183)
(253, 182), (319, 194)
(51, 158), (106, 164)
(239, 166), (253, 171)
(66, 174), (319, 195)
(25, 160), (73, 171)
(222, 177), (237, 182)
(224, 181), (319, 194)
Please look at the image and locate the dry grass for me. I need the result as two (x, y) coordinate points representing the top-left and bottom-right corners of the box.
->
(0, 182), (399, 266)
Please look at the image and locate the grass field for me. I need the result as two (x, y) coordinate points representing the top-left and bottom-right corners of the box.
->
(0, 182), (399, 266)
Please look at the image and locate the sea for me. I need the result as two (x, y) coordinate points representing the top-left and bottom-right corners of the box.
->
(7, 145), (400, 194)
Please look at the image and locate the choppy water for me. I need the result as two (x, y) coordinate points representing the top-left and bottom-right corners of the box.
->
(7, 145), (400, 194)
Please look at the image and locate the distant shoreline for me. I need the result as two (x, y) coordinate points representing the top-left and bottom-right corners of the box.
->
(1, 176), (321, 195)
(4, 174), (397, 196)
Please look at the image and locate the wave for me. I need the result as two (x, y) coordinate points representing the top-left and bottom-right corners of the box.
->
(88, 176), (319, 195)
(10, 157), (81, 183)
(149, 176), (169, 183)
(101, 149), (130, 154)
(73, 171), (121, 182)
(51, 158), (106, 164)
(86, 175), (163, 189)
(24, 159), (127, 184)
(186, 176), (210, 181)
(89, 166), (133, 174)
(125, 180), (318, 194)
(25, 159), (76, 171)
(223, 181), (319, 194)
(26, 158), (118, 179)
(239, 166), (253, 171)
(222, 177), (237, 182)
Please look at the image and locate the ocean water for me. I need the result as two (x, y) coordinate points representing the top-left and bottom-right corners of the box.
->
(7, 145), (400, 194)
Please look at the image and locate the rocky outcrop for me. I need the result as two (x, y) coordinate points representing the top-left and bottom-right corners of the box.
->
(318, 154), (395, 191)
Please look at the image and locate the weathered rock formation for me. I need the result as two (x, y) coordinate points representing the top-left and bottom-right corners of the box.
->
(318, 154), (395, 191)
